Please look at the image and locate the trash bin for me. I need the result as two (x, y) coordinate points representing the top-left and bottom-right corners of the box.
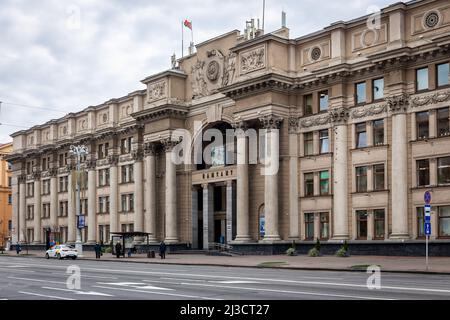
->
(147, 250), (155, 258)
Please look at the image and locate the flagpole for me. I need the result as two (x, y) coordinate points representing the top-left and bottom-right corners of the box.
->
(181, 20), (184, 58)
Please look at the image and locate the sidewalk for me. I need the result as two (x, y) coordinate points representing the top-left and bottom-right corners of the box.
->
(3, 250), (450, 274)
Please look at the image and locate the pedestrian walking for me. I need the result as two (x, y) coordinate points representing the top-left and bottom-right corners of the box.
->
(115, 241), (122, 258)
(94, 242), (102, 259)
(15, 242), (21, 255)
(159, 241), (166, 259)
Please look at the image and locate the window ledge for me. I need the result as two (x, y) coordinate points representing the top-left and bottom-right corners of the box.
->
(300, 194), (333, 199)
(412, 184), (450, 190)
(351, 190), (389, 195)
(350, 144), (389, 152)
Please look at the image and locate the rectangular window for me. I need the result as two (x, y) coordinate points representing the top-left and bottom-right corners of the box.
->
(373, 209), (385, 240)
(59, 176), (68, 192)
(416, 67), (429, 91)
(26, 183), (34, 197)
(42, 179), (50, 195)
(304, 94), (313, 115)
(99, 169), (110, 187)
(305, 213), (315, 240)
(8, 177), (12, 187)
(417, 159), (430, 186)
(319, 91), (329, 111)
(42, 158), (47, 171)
(319, 129), (329, 154)
(8, 194), (12, 204)
(121, 165), (134, 183)
(373, 119), (384, 146)
(417, 207), (425, 238)
(26, 205), (34, 220)
(356, 210), (368, 240)
(437, 157), (450, 185)
(355, 82), (366, 104)
(121, 137), (133, 154)
(304, 173), (314, 197)
(416, 111), (429, 139)
(437, 107), (450, 137)
(356, 166), (368, 192)
(372, 78), (384, 101)
(319, 171), (329, 195)
(319, 212), (329, 240)
(437, 63), (449, 88)
(98, 196), (110, 214)
(356, 123), (367, 148)
(121, 194), (134, 212)
(304, 132), (314, 156)
(438, 206), (450, 238)
(373, 164), (385, 191)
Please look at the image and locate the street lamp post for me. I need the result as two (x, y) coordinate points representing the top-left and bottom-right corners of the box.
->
(70, 144), (88, 257)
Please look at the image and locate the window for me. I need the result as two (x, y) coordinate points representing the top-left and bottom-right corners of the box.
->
(437, 156), (450, 185)
(416, 159), (430, 187)
(81, 199), (88, 215)
(98, 143), (109, 159)
(26, 182), (34, 197)
(42, 158), (47, 171)
(319, 171), (329, 195)
(304, 173), (314, 197)
(304, 132), (314, 156)
(319, 212), (329, 240)
(26, 205), (34, 220)
(372, 78), (384, 100)
(437, 107), (450, 137)
(42, 179), (50, 195)
(120, 137), (133, 154)
(319, 130), (329, 154)
(304, 94), (313, 116)
(8, 194), (12, 205)
(355, 82), (366, 104)
(59, 201), (68, 217)
(373, 209), (385, 240)
(26, 161), (33, 174)
(373, 164), (385, 191)
(305, 213), (314, 240)
(8, 177), (12, 187)
(356, 166), (368, 192)
(59, 176), (69, 192)
(121, 194), (134, 212)
(59, 152), (68, 167)
(417, 207), (425, 238)
(416, 111), (429, 139)
(416, 67), (429, 91)
(319, 91), (329, 111)
(42, 204), (50, 218)
(356, 210), (368, 239)
(356, 123), (367, 148)
(438, 206), (450, 238)
(98, 196), (110, 214)
(437, 63), (449, 88)
(7, 162), (12, 171)
(373, 119), (384, 146)
(121, 165), (134, 183)
(99, 169), (110, 187)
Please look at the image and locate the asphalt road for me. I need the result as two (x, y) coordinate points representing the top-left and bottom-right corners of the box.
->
(1, 255), (450, 300)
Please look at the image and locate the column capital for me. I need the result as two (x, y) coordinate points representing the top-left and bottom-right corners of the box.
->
(32, 171), (41, 181)
(259, 115), (283, 130)
(386, 93), (409, 114)
(86, 159), (97, 170)
(132, 149), (144, 161)
(201, 183), (209, 189)
(232, 120), (248, 131)
(18, 174), (27, 184)
(329, 107), (349, 126)
(107, 154), (119, 166)
(49, 167), (59, 177)
(143, 142), (158, 156)
(288, 117), (300, 134)
(161, 138), (180, 152)
(65, 163), (76, 172)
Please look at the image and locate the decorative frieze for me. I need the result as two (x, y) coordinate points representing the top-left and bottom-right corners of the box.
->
(48, 167), (58, 177)
(259, 115), (283, 130)
(386, 93), (409, 114)
(288, 117), (300, 134)
(148, 80), (167, 102)
(351, 103), (387, 119)
(32, 171), (41, 181)
(161, 138), (181, 152)
(240, 46), (265, 74)
(410, 90), (450, 108)
(107, 154), (119, 166)
(86, 159), (97, 170)
(329, 107), (349, 126)
(131, 149), (144, 161)
(300, 114), (331, 128)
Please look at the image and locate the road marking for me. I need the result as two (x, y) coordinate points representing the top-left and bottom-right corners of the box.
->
(41, 287), (114, 297)
(93, 285), (223, 300)
(52, 273), (118, 280)
(212, 280), (262, 284)
(160, 277), (206, 282)
(8, 277), (65, 285)
(19, 291), (75, 300)
(97, 282), (173, 291)
(179, 282), (395, 300)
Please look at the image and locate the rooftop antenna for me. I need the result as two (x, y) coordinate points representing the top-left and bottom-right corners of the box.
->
(282, 11), (286, 28)
(262, 0), (266, 34)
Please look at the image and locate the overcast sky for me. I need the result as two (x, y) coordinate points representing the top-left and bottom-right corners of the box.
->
(0, 0), (401, 142)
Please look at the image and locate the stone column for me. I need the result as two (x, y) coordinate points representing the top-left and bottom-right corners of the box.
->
(18, 174), (26, 243)
(162, 139), (179, 243)
(226, 180), (235, 243)
(260, 116), (282, 242)
(202, 183), (214, 249)
(49, 168), (58, 232)
(331, 107), (350, 240)
(288, 119), (299, 240)
(234, 121), (251, 242)
(144, 143), (157, 242)
(87, 160), (97, 243)
(133, 149), (144, 238)
(388, 94), (410, 239)
(109, 155), (119, 237)
(191, 187), (199, 249)
(11, 175), (19, 243)
(33, 172), (42, 244)
(67, 164), (76, 243)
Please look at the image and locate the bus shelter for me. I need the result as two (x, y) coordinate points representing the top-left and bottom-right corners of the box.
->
(110, 232), (153, 257)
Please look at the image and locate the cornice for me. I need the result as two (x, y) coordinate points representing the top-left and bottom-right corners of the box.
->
(132, 104), (188, 122)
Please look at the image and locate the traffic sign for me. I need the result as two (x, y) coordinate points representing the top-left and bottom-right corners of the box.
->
(424, 222), (431, 236)
(77, 215), (85, 229)
(424, 191), (431, 204)
(425, 204), (431, 216)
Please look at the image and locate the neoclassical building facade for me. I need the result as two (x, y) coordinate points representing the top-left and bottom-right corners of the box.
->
(7, 0), (450, 254)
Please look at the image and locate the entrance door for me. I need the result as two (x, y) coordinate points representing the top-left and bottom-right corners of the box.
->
(214, 219), (223, 244)
(198, 219), (203, 250)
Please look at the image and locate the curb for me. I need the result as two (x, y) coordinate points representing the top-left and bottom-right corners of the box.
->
(3, 254), (450, 275)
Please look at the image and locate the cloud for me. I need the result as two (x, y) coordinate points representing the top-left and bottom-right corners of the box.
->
(0, 0), (400, 142)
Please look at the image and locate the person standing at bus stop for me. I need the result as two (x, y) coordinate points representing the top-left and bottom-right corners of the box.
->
(115, 241), (122, 258)
(159, 241), (166, 259)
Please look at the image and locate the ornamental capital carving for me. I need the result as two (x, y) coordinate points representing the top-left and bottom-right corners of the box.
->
(131, 149), (144, 161)
(241, 46), (266, 73)
(48, 167), (58, 177)
(148, 80), (167, 102)
(288, 117), (300, 134)
(161, 138), (181, 152)
(144, 142), (158, 156)
(18, 174), (27, 184)
(32, 171), (41, 180)
(107, 154), (119, 166)
(386, 93), (409, 114)
(86, 159), (97, 170)
(259, 115), (283, 130)
(329, 107), (349, 126)
(65, 163), (76, 172)
(232, 120), (248, 131)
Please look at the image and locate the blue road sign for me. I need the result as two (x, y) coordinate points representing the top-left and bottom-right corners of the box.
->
(424, 222), (431, 236)
(77, 215), (85, 229)
(424, 191), (431, 204)
(425, 215), (431, 223)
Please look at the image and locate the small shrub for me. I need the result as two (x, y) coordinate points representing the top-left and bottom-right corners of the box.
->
(314, 238), (321, 252)
(286, 247), (296, 256)
(336, 240), (350, 257)
(308, 247), (321, 257)
(104, 247), (112, 254)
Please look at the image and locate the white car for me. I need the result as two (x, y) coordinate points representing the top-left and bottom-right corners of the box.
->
(45, 245), (78, 260)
